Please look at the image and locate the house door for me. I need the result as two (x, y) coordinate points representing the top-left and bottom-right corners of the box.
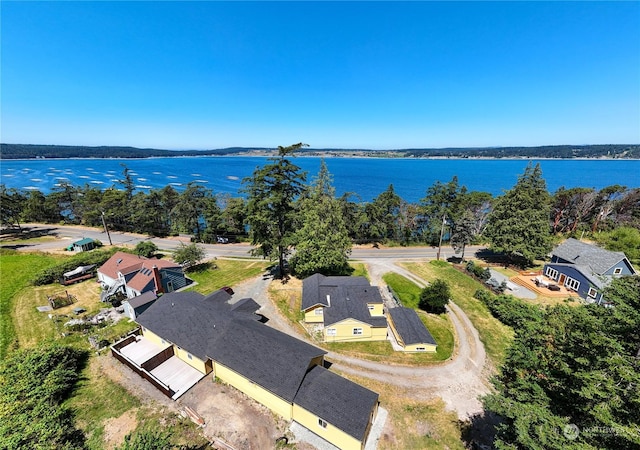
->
(558, 274), (566, 285)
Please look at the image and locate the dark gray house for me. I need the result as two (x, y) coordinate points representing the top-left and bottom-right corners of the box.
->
(543, 238), (637, 304)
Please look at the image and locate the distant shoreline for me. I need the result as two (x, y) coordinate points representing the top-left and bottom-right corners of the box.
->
(1, 143), (639, 160)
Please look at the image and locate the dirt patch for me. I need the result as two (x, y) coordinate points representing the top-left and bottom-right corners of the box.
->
(178, 378), (286, 450)
(102, 409), (139, 449)
(99, 353), (284, 450)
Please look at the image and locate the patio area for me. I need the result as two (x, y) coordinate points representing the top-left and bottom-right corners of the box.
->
(112, 335), (206, 400)
(510, 273), (581, 299)
(151, 356), (206, 400)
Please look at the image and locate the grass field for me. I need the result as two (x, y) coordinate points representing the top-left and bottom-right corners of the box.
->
(0, 249), (61, 359)
(186, 258), (269, 294)
(401, 260), (514, 366)
(383, 272), (422, 308)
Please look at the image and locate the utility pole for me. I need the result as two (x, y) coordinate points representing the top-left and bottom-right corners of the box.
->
(101, 211), (113, 246)
(436, 215), (446, 261)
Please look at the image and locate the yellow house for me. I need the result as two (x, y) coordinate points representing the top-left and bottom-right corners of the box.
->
(302, 274), (388, 342)
(388, 307), (438, 353)
(129, 289), (379, 450)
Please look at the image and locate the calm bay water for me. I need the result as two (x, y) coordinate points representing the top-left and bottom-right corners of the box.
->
(1, 157), (638, 203)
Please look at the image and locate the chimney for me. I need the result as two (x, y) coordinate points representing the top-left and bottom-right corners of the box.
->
(152, 265), (164, 294)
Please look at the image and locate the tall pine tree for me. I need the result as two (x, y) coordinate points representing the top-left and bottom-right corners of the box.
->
(484, 163), (553, 267)
(291, 160), (352, 277)
(243, 143), (307, 277)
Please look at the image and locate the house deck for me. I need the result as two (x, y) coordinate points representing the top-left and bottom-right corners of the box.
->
(115, 336), (205, 400)
(151, 356), (206, 400)
(119, 336), (171, 366)
(511, 274), (581, 298)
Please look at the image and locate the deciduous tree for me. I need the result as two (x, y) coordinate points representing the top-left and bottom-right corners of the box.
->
(172, 242), (206, 270)
(418, 279), (450, 314)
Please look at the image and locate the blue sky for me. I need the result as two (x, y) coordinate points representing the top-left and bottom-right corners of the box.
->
(2, 1), (639, 149)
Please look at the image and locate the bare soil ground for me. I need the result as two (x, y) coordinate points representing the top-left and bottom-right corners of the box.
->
(98, 353), (287, 450)
(102, 409), (139, 449)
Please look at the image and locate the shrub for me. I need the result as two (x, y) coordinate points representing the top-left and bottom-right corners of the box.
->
(419, 279), (451, 314)
(31, 248), (120, 285)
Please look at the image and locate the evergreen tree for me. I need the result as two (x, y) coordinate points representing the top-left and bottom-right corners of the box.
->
(291, 160), (352, 277)
(364, 184), (402, 243)
(242, 143), (307, 277)
(450, 210), (476, 260)
(419, 176), (468, 245)
(484, 163), (553, 267)
(484, 276), (640, 450)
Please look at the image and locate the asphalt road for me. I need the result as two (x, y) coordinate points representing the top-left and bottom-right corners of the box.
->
(11, 223), (486, 262)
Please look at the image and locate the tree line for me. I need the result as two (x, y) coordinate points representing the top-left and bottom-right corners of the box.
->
(2, 144), (639, 272)
(2, 142), (638, 159)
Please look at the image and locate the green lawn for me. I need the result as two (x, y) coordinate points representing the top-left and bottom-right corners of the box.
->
(381, 272), (455, 362)
(186, 259), (270, 294)
(0, 249), (61, 359)
(401, 260), (514, 366)
(383, 272), (422, 308)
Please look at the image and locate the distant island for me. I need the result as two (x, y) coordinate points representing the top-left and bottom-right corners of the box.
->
(1, 143), (638, 159)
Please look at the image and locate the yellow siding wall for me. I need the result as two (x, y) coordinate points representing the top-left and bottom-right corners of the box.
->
(213, 361), (293, 420)
(367, 303), (384, 317)
(324, 319), (387, 343)
(388, 319), (437, 353)
(304, 306), (324, 323)
(403, 343), (437, 353)
(141, 328), (209, 373)
(174, 346), (208, 373)
(141, 328), (165, 346)
(292, 404), (363, 450)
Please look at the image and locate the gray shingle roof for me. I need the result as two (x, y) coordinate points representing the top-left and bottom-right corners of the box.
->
(388, 307), (437, 346)
(322, 285), (387, 327)
(301, 274), (372, 310)
(553, 238), (628, 275)
(136, 290), (327, 402)
(302, 274), (387, 328)
(294, 365), (379, 441)
(127, 291), (157, 309)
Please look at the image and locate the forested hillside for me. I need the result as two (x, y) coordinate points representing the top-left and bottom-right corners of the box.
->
(1, 143), (638, 159)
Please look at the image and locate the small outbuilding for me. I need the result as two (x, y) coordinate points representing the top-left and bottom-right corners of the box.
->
(67, 238), (96, 252)
(387, 307), (437, 353)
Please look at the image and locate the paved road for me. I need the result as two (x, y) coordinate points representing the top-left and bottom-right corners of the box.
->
(11, 223), (492, 420)
(11, 223), (485, 261)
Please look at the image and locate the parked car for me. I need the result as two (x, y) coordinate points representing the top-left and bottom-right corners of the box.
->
(216, 236), (229, 244)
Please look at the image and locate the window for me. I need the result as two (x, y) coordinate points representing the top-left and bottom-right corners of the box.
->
(588, 288), (598, 298)
(326, 328), (336, 336)
(367, 305), (374, 311)
(545, 267), (559, 280)
(353, 328), (363, 336)
(416, 347), (426, 351)
(314, 307), (323, 316)
(318, 418), (328, 429)
(187, 353), (193, 360)
(565, 277), (580, 291)
(613, 267), (623, 275)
